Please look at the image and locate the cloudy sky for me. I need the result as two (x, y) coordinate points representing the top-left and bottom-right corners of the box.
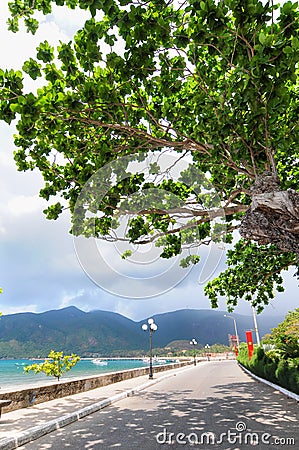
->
(0, 1), (297, 321)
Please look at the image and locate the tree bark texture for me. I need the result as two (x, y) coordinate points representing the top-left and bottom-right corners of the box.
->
(240, 173), (299, 259)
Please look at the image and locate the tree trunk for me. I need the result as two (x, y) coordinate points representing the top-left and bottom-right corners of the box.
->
(239, 173), (299, 259)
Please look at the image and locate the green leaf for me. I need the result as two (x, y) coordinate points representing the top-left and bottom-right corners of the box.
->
(3, 0), (299, 313)
(259, 32), (266, 45)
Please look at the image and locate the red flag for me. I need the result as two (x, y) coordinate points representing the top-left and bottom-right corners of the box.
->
(246, 330), (254, 359)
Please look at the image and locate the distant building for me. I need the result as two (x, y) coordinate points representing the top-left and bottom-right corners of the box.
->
(228, 334), (238, 348)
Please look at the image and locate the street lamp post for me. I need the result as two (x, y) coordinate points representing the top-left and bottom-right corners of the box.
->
(224, 314), (240, 349)
(190, 338), (197, 365)
(142, 318), (158, 379)
(251, 304), (261, 346)
(205, 344), (210, 361)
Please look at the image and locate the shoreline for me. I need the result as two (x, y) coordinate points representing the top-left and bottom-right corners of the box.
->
(0, 357), (186, 392)
(0, 361), (193, 413)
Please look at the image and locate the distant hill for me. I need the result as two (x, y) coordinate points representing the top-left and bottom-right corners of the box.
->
(0, 307), (146, 358)
(0, 306), (283, 358)
(145, 309), (283, 347)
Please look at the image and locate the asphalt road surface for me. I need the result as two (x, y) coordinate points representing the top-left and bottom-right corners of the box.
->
(20, 361), (298, 449)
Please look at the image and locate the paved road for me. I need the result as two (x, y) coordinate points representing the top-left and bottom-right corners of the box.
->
(20, 361), (298, 449)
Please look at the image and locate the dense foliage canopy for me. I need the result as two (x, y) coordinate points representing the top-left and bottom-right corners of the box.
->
(264, 307), (299, 358)
(1, 0), (298, 311)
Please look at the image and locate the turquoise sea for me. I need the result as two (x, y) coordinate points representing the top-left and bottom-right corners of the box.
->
(0, 358), (172, 389)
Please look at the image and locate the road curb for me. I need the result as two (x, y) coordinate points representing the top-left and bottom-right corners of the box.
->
(0, 365), (195, 449)
(238, 363), (299, 402)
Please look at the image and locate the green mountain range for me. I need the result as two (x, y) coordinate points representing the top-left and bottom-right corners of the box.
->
(0, 306), (283, 358)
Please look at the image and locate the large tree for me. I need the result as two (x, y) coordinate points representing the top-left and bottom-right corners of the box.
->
(1, 0), (298, 311)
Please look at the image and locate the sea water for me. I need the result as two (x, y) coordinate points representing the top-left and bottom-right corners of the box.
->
(0, 358), (171, 389)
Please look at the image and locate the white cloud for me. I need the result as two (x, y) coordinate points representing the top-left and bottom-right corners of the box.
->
(0, 152), (14, 168)
(1, 304), (38, 315)
(59, 289), (86, 309)
(50, 4), (91, 35)
(0, 5), (69, 69)
(7, 194), (46, 216)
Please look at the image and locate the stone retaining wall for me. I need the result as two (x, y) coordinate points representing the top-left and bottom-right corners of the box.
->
(0, 361), (192, 413)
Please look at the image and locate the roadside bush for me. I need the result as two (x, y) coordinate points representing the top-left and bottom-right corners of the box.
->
(237, 346), (299, 394)
(275, 359), (289, 386)
(263, 361), (277, 384)
(236, 344), (250, 368)
(249, 347), (265, 377)
(288, 370), (299, 395)
(274, 360), (299, 394)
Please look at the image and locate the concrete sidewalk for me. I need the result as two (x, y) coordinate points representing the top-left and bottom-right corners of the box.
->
(0, 364), (196, 449)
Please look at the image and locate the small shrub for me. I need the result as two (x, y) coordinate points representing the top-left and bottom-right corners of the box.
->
(24, 350), (80, 381)
(275, 359), (289, 386)
(288, 370), (299, 395)
(263, 361), (277, 383)
(237, 309), (299, 394)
